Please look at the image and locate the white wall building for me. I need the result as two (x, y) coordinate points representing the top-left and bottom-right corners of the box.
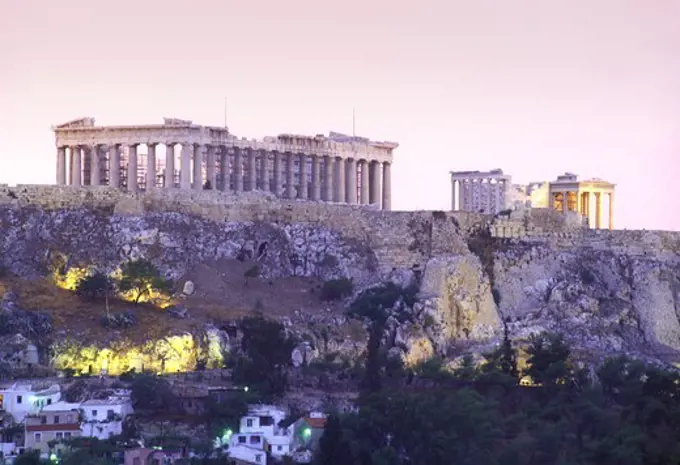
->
(227, 443), (268, 465)
(0, 383), (61, 423)
(79, 396), (133, 440)
(225, 405), (293, 463)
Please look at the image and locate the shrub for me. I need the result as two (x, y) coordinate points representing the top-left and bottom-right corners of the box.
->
(75, 272), (115, 301)
(118, 259), (173, 304)
(320, 278), (353, 301)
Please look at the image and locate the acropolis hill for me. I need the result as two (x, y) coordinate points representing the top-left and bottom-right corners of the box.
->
(0, 117), (678, 377)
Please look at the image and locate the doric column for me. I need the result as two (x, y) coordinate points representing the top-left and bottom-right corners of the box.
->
(322, 155), (332, 201)
(298, 153), (308, 199)
(192, 144), (203, 190)
(56, 147), (66, 185)
(285, 152), (295, 199)
(595, 192), (602, 229)
(259, 150), (269, 192)
(206, 145), (216, 189)
(165, 144), (175, 188)
(450, 177), (457, 211)
(127, 145), (138, 192)
(180, 143), (192, 189)
(360, 160), (369, 204)
(334, 157), (345, 202)
(345, 158), (357, 204)
(70, 146), (82, 186)
(219, 147), (230, 191)
(487, 179), (495, 213)
(90, 145), (100, 186)
(310, 155), (321, 201)
(233, 148), (243, 192)
(608, 191), (614, 230)
(246, 148), (257, 191)
(145, 144), (156, 189)
(562, 191), (568, 213)
(369, 160), (381, 206)
(273, 151), (282, 196)
(109, 145), (120, 188)
(382, 161), (392, 211)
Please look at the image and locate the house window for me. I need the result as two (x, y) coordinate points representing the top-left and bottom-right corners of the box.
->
(246, 419), (253, 427)
(54, 415), (60, 424)
(277, 445), (282, 451)
(249, 435), (261, 444)
(107, 410), (114, 420)
(66, 414), (73, 423)
(16, 395), (22, 404)
(47, 398), (52, 405)
(40, 416), (47, 425)
(238, 436), (246, 444)
(56, 433), (63, 440)
(34, 433), (41, 443)
(64, 432), (71, 439)
(255, 454), (262, 463)
(92, 410), (98, 417)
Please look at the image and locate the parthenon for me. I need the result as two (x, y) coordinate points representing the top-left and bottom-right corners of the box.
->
(53, 117), (397, 210)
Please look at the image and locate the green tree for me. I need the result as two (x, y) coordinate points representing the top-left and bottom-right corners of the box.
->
(118, 259), (173, 304)
(231, 315), (296, 398)
(76, 271), (116, 317)
(314, 414), (353, 465)
(13, 451), (49, 465)
(130, 373), (175, 411)
(524, 332), (572, 387)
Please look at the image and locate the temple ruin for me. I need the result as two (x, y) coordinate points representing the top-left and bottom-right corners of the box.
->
(53, 117), (397, 210)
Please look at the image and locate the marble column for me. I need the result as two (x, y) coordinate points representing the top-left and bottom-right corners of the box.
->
(219, 148), (230, 191)
(310, 155), (321, 201)
(322, 155), (332, 201)
(180, 143), (192, 189)
(146, 144), (156, 189)
(192, 145), (203, 190)
(451, 178), (457, 211)
(369, 161), (381, 206)
(360, 160), (369, 204)
(273, 151), (282, 196)
(206, 145), (216, 189)
(487, 179), (495, 213)
(382, 162), (392, 211)
(334, 157), (345, 202)
(70, 146), (82, 187)
(233, 148), (243, 192)
(127, 145), (138, 192)
(56, 147), (66, 185)
(165, 144), (175, 188)
(562, 191), (568, 213)
(246, 148), (257, 191)
(90, 145), (100, 186)
(259, 150), (269, 191)
(109, 145), (120, 188)
(285, 152), (295, 199)
(595, 192), (602, 229)
(608, 192), (614, 230)
(298, 153), (308, 199)
(345, 158), (357, 204)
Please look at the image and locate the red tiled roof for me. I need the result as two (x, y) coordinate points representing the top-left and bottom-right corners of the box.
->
(304, 417), (327, 429)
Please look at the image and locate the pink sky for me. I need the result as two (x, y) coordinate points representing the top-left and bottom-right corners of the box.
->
(1, 0), (678, 230)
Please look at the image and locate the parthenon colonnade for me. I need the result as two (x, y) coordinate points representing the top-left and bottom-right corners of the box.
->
(450, 169), (511, 214)
(54, 118), (397, 210)
(549, 173), (615, 230)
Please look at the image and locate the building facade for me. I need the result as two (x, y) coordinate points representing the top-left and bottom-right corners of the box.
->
(450, 169), (511, 214)
(24, 408), (80, 455)
(53, 118), (397, 210)
(548, 173), (615, 230)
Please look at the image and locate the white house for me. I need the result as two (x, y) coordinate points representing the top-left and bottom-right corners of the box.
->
(79, 396), (133, 440)
(227, 443), (268, 465)
(236, 405), (292, 458)
(0, 383), (61, 423)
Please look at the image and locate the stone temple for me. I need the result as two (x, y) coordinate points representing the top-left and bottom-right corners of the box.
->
(53, 117), (397, 210)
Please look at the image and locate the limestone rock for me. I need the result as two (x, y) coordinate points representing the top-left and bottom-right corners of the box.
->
(182, 280), (195, 296)
(113, 198), (145, 216)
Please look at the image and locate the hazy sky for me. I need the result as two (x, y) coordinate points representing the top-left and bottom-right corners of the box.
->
(1, 0), (678, 230)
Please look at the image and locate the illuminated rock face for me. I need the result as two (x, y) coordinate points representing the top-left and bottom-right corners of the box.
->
(51, 329), (227, 376)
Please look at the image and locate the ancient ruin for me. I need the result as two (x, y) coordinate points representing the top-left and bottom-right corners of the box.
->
(451, 169), (616, 230)
(53, 117), (397, 210)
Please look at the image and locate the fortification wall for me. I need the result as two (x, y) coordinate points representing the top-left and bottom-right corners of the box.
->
(0, 185), (488, 272)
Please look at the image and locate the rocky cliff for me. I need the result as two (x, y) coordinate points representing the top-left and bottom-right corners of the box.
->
(0, 185), (678, 375)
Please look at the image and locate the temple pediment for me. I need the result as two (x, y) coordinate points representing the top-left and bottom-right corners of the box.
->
(55, 117), (95, 129)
